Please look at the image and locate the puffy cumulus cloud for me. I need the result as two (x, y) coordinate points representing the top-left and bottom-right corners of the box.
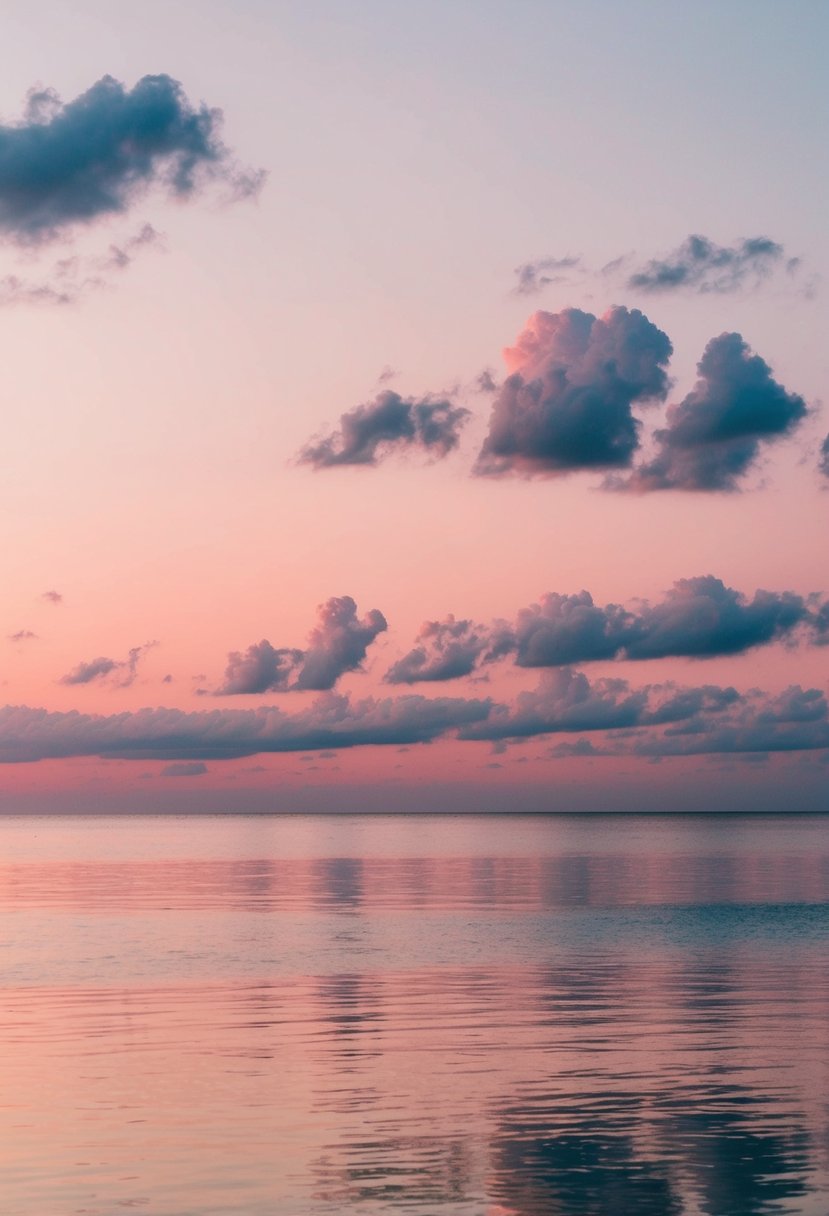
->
(295, 596), (388, 690)
(0, 74), (264, 244)
(511, 591), (634, 666)
(512, 255), (582, 296)
(385, 616), (507, 684)
(460, 668), (649, 740)
(298, 390), (470, 469)
(627, 333), (807, 492)
(0, 224), (163, 307)
(0, 692), (492, 763)
(627, 234), (789, 294)
(622, 576), (811, 659)
(218, 597), (387, 694)
(388, 577), (822, 684)
(60, 642), (156, 688)
(218, 640), (303, 695)
(475, 307), (672, 476)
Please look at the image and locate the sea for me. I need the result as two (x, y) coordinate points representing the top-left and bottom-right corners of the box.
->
(1, 813), (827, 1215)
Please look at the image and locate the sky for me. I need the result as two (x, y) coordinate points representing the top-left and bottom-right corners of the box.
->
(0, 0), (827, 813)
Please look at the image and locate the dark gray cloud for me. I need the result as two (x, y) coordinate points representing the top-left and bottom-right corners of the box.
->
(385, 616), (504, 684)
(627, 235), (788, 294)
(299, 390), (470, 469)
(388, 577), (820, 684)
(511, 591), (634, 666)
(218, 596), (387, 694)
(628, 333), (807, 491)
(0, 223), (163, 307)
(60, 642), (156, 688)
(820, 433), (829, 479)
(475, 307), (672, 476)
(513, 255), (582, 296)
(0, 75), (264, 244)
(9, 630), (37, 642)
(161, 761), (208, 777)
(41, 590), (62, 604)
(621, 576), (810, 659)
(0, 692), (493, 762)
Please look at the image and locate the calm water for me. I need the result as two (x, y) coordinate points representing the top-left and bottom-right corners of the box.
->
(1, 814), (828, 1216)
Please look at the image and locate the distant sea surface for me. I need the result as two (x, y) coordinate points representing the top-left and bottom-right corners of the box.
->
(1, 813), (828, 1216)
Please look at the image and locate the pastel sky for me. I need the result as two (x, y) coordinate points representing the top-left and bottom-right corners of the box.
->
(1, 0), (827, 812)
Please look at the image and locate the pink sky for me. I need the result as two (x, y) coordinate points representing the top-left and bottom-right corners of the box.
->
(0, 1), (827, 811)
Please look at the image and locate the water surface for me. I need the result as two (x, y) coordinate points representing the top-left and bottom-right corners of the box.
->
(1, 813), (828, 1215)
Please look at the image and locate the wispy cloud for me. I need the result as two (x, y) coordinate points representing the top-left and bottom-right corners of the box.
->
(59, 642), (157, 688)
(299, 390), (470, 469)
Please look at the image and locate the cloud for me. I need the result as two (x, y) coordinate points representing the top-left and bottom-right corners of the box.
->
(60, 642), (156, 688)
(161, 761), (208, 777)
(621, 576), (811, 659)
(627, 333), (807, 491)
(387, 577), (820, 683)
(820, 433), (829, 479)
(459, 668), (829, 754)
(385, 616), (504, 684)
(0, 224), (164, 307)
(298, 390), (470, 468)
(513, 255), (582, 296)
(9, 630), (37, 642)
(0, 691), (493, 762)
(513, 577), (815, 665)
(475, 307), (672, 476)
(41, 590), (62, 604)
(218, 640), (303, 695)
(218, 596), (387, 694)
(0, 75), (264, 244)
(0, 673), (825, 763)
(295, 596), (388, 690)
(626, 234), (788, 294)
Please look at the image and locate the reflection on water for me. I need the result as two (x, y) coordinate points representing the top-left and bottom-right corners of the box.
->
(0, 814), (828, 1215)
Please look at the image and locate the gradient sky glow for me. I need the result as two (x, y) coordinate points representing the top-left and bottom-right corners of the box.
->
(1, 0), (827, 811)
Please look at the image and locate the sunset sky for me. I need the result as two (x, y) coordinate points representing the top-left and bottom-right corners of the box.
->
(1, 0), (827, 812)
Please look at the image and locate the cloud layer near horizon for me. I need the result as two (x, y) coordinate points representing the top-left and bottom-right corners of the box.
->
(0, 671), (825, 763)
(0, 74), (264, 244)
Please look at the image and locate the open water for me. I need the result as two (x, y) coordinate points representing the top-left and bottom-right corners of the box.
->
(1, 813), (827, 1215)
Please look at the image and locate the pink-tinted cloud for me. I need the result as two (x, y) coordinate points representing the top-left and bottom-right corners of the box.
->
(217, 596), (387, 693)
(60, 642), (157, 688)
(475, 307), (672, 476)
